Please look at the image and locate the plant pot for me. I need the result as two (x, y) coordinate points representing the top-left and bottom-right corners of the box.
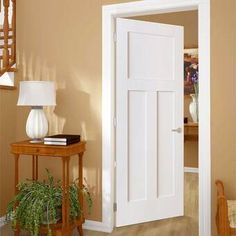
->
(41, 208), (62, 225)
(189, 94), (198, 123)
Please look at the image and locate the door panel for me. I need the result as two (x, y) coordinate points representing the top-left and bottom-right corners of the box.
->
(116, 18), (184, 227)
(128, 32), (174, 80)
(128, 91), (147, 202)
(157, 91), (175, 197)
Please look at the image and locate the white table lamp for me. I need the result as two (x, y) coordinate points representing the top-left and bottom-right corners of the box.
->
(17, 81), (56, 143)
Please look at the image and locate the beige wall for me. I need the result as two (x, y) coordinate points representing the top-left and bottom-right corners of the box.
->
(0, 90), (18, 215)
(0, 2), (235, 235)
(131, 10), (198, 48)
(211, 0), (236, 235)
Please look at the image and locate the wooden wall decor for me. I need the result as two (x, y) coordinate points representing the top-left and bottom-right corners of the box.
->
(0, 0), (16, 76)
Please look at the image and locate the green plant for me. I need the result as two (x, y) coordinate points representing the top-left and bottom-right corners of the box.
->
(6, 169), (92, 236)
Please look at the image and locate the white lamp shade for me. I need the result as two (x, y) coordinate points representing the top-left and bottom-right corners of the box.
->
(17, 81), (56, 106)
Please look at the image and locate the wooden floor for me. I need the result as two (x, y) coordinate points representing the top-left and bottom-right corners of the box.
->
(0, 173), (198, 236)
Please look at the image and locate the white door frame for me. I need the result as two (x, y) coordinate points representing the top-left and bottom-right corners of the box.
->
(102, 0), (211, 235)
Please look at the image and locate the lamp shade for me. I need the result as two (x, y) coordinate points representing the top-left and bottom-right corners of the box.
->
(17, 81), (56, 106)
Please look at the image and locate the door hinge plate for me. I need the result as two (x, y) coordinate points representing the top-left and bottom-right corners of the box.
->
(113, 117), (117, 127)
(113, 32), (117, 42)
(113, 202), (117, 212)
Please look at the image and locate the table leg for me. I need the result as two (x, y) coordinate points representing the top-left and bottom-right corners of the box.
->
(14, 154), (20, 236)
(32, 155), (39, 180)
(77, 152), (84, 236)
(35, 155), (38, 180)
(32, 155), (35, 180)
(78, 225), (83, 236)
(14, 154), (19, 194)
(55, 229), (71, 236)
(78, 153), (84, 209)
(55, 230), (62, 236)
(14, 229), (20, 236)
(62, 157), (71, 234)
(62, 157), (66, 227)
(66, 157), (70, 226)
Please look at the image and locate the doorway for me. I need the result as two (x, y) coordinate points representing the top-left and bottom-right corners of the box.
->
(102, 0), (210, 235)
(115, 10), (198, 230)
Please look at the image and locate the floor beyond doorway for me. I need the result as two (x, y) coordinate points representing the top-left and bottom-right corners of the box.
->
(83, 173), (198, 236)
(0, 173), (198, 236)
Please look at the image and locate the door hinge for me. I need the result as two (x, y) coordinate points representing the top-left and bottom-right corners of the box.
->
(113, 202), (117, 212)
(113, 32), (117, 43)
(113, 117), (117, 127)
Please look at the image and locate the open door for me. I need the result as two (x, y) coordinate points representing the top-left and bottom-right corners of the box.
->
(116, 18), (184, 227)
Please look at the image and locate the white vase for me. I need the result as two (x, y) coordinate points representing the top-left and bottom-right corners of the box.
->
(189, 94), (198, 123)
(26, 107), (48, 142)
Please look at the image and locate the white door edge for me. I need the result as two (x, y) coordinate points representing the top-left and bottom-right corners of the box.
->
(102, 0), (211, 235)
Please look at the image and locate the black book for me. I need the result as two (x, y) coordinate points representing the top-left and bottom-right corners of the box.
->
(44, 134), (81, 142)
(44, 139), (80, 146)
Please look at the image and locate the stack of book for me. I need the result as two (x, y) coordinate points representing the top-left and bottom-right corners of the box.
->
(44, 134), (81, 146)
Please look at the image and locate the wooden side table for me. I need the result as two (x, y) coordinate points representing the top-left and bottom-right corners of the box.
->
(11, 140), (86, 236)
(184, 122), (198, 142)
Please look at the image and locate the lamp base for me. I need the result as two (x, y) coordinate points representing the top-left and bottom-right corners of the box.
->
(29, 139), (43, 143)
(26, 107), (48, 141)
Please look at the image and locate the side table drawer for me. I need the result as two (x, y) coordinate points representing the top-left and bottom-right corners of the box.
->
(12, 146), (58, 156)
(11, 141), (86, 157)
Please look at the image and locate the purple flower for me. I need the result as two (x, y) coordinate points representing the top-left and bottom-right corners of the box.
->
(191, 71), (198, 84)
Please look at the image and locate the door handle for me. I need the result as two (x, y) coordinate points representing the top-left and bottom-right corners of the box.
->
(172, 127), (182, 133)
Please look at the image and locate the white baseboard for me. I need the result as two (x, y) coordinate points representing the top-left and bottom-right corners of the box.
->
(83, 220), (113, 233)
(0, 215), (6, 228)
(0, 215), (111, 233)
(184, 167), (199, 173)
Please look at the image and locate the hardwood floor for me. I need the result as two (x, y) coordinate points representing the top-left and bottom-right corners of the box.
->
(0, 173), (198, 236)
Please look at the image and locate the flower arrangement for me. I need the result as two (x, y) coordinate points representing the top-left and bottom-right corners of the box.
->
(191, 71), (199, 98)
(188, 70), (199, 122)
(184, 49), (198, 95)
(185, 64), (198, 96)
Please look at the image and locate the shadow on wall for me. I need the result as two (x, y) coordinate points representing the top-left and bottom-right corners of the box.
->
(52, 76), (102, 217)
(15, 51), (102, 220)
(53, 82), (91, 136)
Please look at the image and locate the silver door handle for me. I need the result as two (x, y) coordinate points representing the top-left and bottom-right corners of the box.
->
(172, 127), (182, 133)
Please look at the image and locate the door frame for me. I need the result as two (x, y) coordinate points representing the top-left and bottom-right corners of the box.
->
(102, 0), (211, 235)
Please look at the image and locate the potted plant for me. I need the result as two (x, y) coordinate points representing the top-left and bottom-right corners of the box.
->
(6, 169), (92, 236)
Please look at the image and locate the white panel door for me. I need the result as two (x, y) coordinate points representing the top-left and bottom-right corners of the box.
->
(116, 18), (184, 227)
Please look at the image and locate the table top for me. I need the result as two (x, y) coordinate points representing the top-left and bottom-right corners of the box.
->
(184, 122), (198, 127)
(11, 140), (86, 157)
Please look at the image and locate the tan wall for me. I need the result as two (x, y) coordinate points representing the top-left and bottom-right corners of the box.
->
(0, 3), (235, 236)
(211, 0), (236, 235)
(131, 10), (198, 48)
(0, 90), (18, 215)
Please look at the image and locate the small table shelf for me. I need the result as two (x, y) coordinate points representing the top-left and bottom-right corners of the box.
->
(11, 140), (86, 236)
(184, 123), (198, 142)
